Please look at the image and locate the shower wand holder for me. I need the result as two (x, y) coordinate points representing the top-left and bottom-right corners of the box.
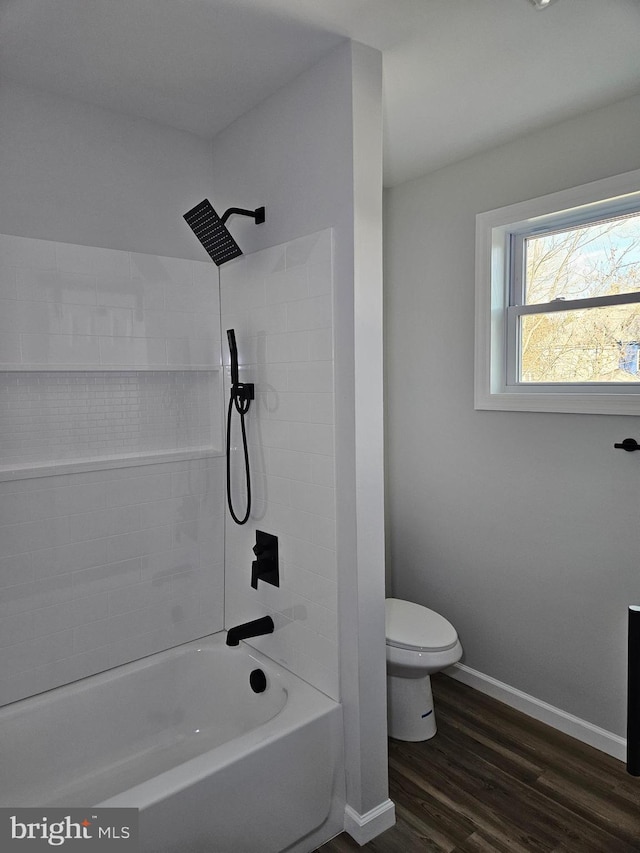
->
(232, 382), (254, 404)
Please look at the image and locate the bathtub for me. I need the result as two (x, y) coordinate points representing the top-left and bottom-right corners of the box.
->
(0, 634), (344, 853)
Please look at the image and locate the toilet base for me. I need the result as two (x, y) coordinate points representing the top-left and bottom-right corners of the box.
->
(387, 673), (437, 741)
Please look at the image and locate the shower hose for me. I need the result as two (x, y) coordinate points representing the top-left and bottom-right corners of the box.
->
(226, 386), (251, 525)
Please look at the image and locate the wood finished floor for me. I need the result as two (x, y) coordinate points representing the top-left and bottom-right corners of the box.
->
(315, 674), (640, 853)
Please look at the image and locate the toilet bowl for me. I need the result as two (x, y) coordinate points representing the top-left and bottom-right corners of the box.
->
(385, 598), (462, 741)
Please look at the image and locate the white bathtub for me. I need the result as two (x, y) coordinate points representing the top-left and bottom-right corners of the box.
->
(0, 634), (344, 853)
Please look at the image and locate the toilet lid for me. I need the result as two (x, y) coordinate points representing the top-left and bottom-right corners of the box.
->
(385, 598), (459, 652)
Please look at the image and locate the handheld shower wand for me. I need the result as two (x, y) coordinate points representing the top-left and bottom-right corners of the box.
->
(183, 201), (264, 523)
(226, 329), (254, 525)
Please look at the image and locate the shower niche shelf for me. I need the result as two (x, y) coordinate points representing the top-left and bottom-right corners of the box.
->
(0, 369), (223, 481)
(1, 366), (222, 372)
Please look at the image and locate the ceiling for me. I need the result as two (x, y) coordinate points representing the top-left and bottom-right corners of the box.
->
(1, 0), (639, 186)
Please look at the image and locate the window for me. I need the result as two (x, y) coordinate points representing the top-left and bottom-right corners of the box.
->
(475, 168), (640, 414)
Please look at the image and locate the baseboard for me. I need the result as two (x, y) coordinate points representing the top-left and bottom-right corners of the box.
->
(344, 799), (396, 846)
(448, 663), (626, 762)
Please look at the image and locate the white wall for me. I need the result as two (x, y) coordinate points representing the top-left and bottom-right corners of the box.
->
(385, 93), (640, 738)
(0, 81), (213, 259)
(212, 40), (392, 834)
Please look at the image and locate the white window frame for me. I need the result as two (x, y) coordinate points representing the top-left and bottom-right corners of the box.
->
(475, 168), (640, 415)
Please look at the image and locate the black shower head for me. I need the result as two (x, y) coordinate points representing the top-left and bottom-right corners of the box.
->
(183, 199), (265, 267)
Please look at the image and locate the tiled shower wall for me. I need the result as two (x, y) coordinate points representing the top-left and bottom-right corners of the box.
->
(0, 459), (225, 706)
(221, 229), (339, 700)
(0, 371), (216, 469)
(0, 234), (226, 706)
(0, 233), (220, 369)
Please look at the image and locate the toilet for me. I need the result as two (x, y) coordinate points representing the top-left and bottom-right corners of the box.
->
(385, 598), (463, 741)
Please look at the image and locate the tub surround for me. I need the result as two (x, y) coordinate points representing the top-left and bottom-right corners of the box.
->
(0, 233), (221, 372)
(0, 370), (219, 477)
(221, 228), (339, 702)
(0, 457), (226, 707)
(0, 235), (226, 706)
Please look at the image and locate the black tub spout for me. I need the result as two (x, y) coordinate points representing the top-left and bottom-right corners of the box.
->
(226, 615), (274, 647)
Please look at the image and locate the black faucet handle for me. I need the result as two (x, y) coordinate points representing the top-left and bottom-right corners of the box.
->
(251, 559), (279, 590)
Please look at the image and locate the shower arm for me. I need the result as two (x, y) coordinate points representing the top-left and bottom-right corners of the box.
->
(221, 207), (266, 225)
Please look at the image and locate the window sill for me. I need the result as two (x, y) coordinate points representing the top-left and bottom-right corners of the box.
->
(475, 389), (640, 416)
